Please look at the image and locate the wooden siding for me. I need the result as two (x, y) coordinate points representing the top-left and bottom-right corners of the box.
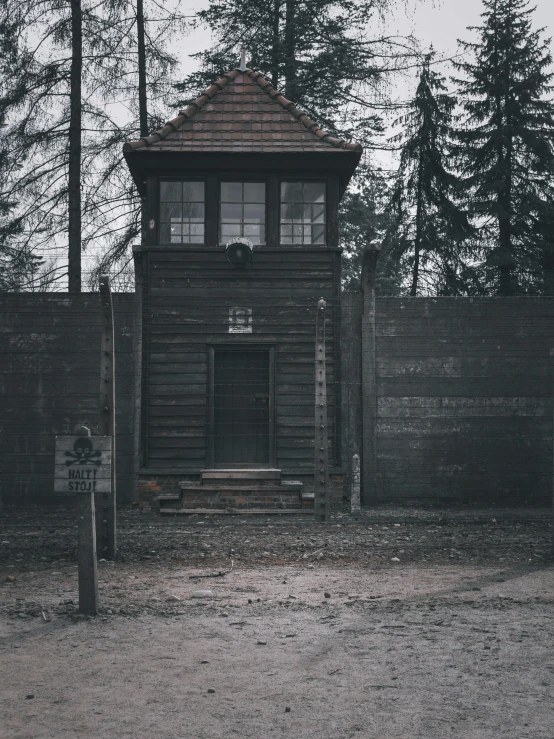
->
(0, 294), (135, 505)
(142, 247), (341, 474)
(342, 295), (554, 504)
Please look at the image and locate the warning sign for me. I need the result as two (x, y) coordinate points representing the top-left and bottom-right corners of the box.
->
(54, 436), (112, 494)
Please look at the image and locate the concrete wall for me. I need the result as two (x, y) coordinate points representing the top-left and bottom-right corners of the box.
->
(0, 294), (136, 506)
(342, 295), (554, 505)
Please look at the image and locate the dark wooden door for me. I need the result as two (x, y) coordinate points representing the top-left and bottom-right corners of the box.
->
(213, 349), (270, 466)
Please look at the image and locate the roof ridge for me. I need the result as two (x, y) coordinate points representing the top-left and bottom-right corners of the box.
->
(123, 67), (362, 154)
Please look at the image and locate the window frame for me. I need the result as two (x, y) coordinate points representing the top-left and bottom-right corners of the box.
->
(278, 179), (327, 246)
(219, 179), (268, 247)
(158, 177), (207, 246)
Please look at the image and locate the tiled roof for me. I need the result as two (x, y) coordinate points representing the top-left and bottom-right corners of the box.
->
(123, 68), (362, 154)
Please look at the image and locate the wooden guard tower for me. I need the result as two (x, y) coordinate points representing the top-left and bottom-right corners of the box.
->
(124, 64), (362, 511)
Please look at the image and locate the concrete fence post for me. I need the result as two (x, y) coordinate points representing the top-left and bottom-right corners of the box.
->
(361, 243), (380, 505)
(351, 453), (361, 514)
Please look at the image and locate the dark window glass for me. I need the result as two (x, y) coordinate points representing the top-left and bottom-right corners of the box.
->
(221, 182), (265, 245)
(280, 182), (326, 244)
(160, 181), (205, 244)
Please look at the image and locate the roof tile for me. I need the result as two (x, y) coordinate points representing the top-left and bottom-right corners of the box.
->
(123, 68), (362, 154)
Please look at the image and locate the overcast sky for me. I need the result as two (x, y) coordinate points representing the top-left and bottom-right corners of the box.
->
(177, 0), (554, 79)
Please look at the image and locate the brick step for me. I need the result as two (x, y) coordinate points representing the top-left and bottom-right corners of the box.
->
(160, 508), (312, 516)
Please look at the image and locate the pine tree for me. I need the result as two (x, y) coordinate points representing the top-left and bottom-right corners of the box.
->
(0, 0), (180, 292)
(0, 12), (44, 291)
(383, 54), (474, 296)
(452, 0), (554, 295)
(174, 0), (419, 144)
(340, 166), (400, 293)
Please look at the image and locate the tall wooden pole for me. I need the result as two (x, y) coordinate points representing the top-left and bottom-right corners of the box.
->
(361, 243), (380, 505)
(136, 0), (148, 139)
(75, 427), (99, 615)
(98, 275), (116, 559)
(314, 298), (330, 523)
(68, 0), (82, 293)
(551, 348), (554, 552)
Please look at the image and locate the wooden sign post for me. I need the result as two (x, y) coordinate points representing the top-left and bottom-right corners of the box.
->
(98, 275), (116, 560)
(314, 298), (330, 523)
(55, 433), (112, 615)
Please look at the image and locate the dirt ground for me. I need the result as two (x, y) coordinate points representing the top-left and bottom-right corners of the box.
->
(1, 505), (553, 739)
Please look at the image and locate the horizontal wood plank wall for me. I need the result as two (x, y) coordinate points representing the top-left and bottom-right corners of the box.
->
(373, 297), (554, 503)
(0, 294), (135, 505)
(144, 248), (339, 475)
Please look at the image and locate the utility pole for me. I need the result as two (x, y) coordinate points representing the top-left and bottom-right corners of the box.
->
(314, 298), (330, 523)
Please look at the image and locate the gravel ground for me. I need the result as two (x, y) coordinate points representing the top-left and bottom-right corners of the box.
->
(1, 505), (553, 738)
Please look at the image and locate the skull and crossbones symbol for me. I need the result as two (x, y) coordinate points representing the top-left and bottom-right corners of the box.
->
(65, 438), (102, 466)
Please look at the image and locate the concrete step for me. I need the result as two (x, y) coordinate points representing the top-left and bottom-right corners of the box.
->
(179, 482), (301, 494)
(200, 469), (282, 483)
(160, 507), (311, 516)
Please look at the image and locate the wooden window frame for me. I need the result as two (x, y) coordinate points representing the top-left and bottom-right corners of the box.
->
(218, 178), (268, 247)
(157, 177), (207, 246)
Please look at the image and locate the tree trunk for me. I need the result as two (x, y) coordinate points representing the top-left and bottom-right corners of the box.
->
(410, 144), (425, 296)
(271, 0), (280, 89)
(496, 6), (515, 296)
(68, 0), (82, 294)
(284, 0), (296, 100)
(136, 0), (148, 138)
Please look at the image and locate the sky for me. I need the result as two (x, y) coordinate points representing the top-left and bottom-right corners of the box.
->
(176, 0), (554, 83)
(392, 0), (553, 57)
(170, 0), (554, 157)
(87, 0), (554, 285)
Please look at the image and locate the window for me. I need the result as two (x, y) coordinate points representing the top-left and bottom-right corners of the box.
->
(220, 182), (265, 245)
(160, 181), (205, 244)
(280, 182), (326, 244)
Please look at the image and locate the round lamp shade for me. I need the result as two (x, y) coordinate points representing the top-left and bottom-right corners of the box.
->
(225, 238), (253, 268)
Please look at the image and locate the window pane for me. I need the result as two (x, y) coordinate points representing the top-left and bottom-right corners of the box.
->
(312, 204), (325, 224)
(281, 203), (302, 222)
(280, 224), (292, 236)
(221, 203), (242, 222)
(190, 224), (204, 237)
(304, 183), (325, 203)
(161, 202), (182, 221)
(170, 223), (182, 237)
(243, 224), (261, 238)
(244, 182), (265, 203)
(244, 203), (265, 222)
(183, 181), (204, 202)
(313, 225), (325, 243)
(221, 182), (242, 202)
(222, 224), (241, 238)
(293, 224), (303, 237)
(182, 203), (205, 221)
(160, 181), (182, 202)
(281, 182), (302, 202)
